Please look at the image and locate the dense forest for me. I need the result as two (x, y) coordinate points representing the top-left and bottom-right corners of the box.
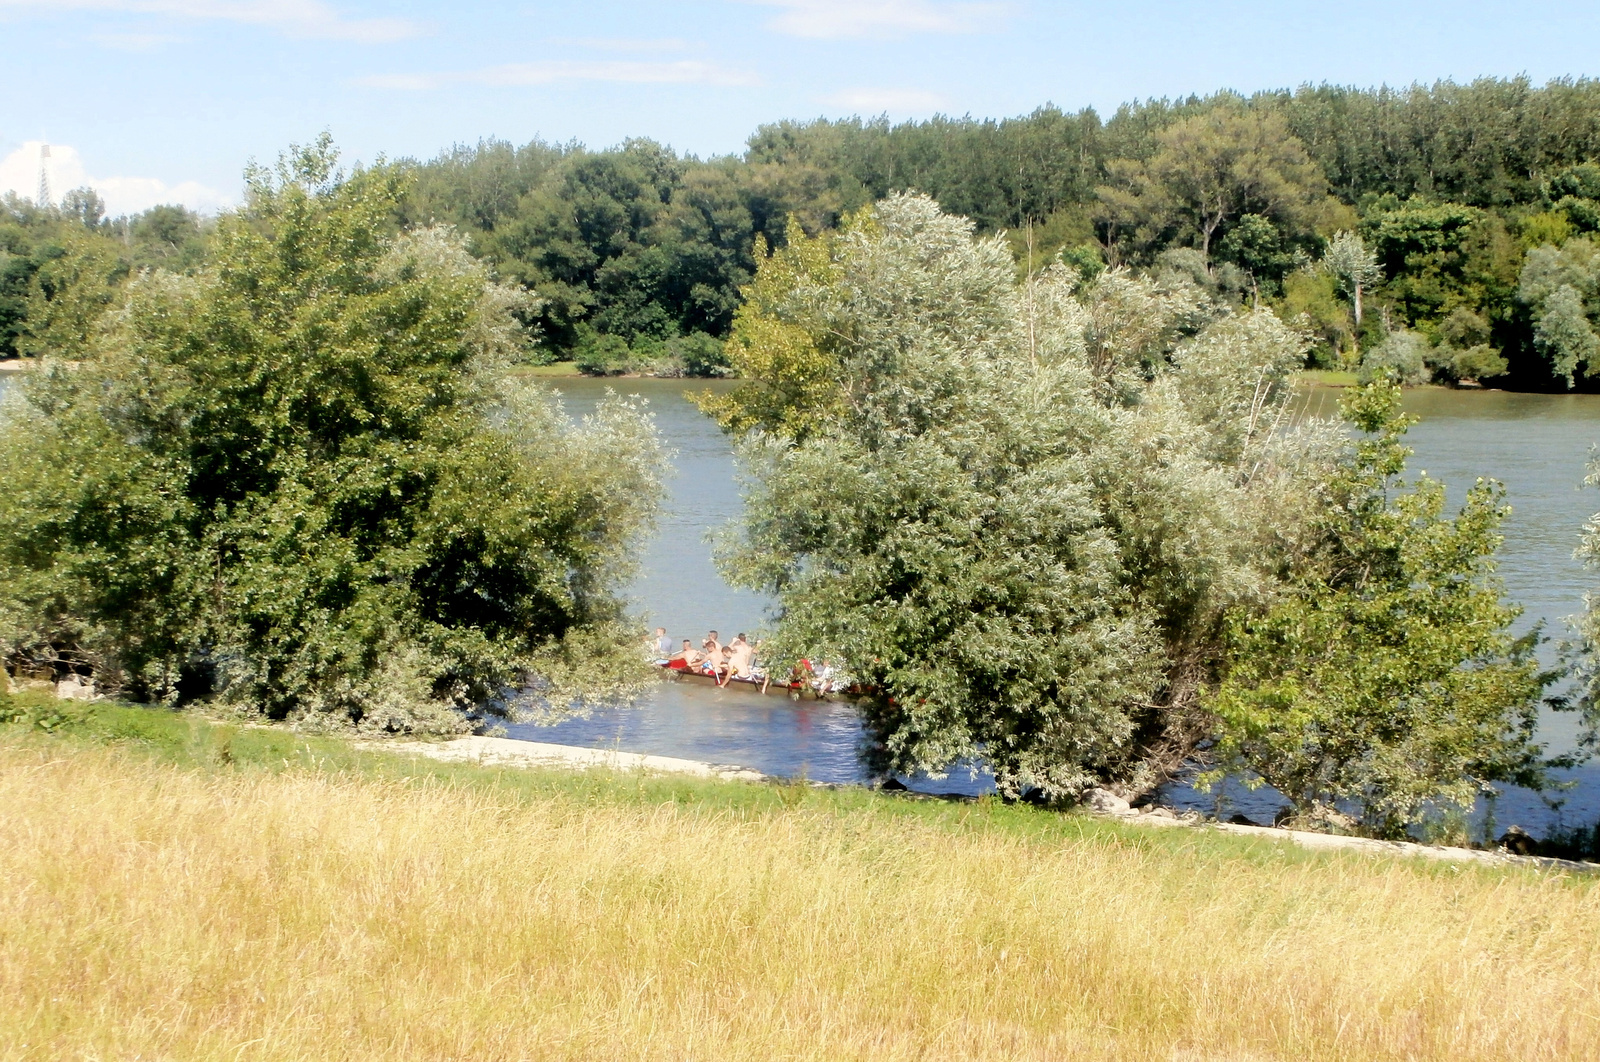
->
(14, 76), (1600, 387)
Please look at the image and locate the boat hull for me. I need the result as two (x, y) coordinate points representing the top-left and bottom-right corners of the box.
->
(658, 665), (845, 701)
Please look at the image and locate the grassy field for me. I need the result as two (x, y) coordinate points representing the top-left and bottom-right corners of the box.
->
(2, 700), (1598, 1061)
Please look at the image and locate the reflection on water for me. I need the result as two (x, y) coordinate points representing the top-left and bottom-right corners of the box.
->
(507, 676), (991, 795)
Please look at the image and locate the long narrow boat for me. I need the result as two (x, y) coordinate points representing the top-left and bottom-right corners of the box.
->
(656, 663), (849, 701)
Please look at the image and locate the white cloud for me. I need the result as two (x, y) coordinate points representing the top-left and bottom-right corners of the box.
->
(548, 37), (701, 54)
(90, 29), (186, 49)
(0, 141), (231, 216)
(822, 87), (949, 112)
(0, 0), (422, 43)
(356, 59), (760, 91)
(753, 0), (1009, 39)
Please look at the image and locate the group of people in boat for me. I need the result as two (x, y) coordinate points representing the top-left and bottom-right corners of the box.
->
(648, 627), (850, 694)
(651, 628), (760, 687)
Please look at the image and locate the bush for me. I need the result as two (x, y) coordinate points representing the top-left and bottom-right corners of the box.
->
(0, 139), (664, 733)
(574, 330), (632, 375)
(1207, 383), (1554, 837)
(1358, 329), (1429, 384)
(1443, 343), (1509, 382)
(673, 331), (730, 377)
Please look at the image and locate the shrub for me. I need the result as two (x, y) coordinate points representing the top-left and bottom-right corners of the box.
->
(0, 139), (663, 733)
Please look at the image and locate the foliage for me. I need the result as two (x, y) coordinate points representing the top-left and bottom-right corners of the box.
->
(1568, 454), (1600, 752)
(1096, 106), (1331, 263)
(573, 328), (730, 378)
(573, 329), (632, 375)
(18, 77), (1600, 388)
(1432, 307), (1507, 382)
(697, 218), (843, 439)
(1277, 267), (1353, 366)
(15, 225), (126, 359)
(746, 106), (1102, 233)
(0, 191), (210, 360)
(1518, 237), (1600, 386)
(0, 139), (663, 733)
(400, 138), (821, 372)
(1358, 329), (1429, 385)
(1206, 383), (1554, 837)
(1321, 230), (1380, 330)
(713, 193), (1329, 798)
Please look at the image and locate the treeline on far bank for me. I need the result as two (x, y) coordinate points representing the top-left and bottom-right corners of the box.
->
(16, 75), (1600, 387)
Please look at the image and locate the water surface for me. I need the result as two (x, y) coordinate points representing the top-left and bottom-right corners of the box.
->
(519, 379), (1600, 830)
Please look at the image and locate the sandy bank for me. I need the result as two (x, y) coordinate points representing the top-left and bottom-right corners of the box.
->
(361, 735), (767, 782)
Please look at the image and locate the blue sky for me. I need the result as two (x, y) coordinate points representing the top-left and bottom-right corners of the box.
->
(4, 0), (1600, 214)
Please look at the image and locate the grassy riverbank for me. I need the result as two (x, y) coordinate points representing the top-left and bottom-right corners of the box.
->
(4, 699), (1598, 1061)
(510, 359), (582, 377)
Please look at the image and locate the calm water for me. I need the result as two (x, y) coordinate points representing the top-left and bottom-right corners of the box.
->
(502, 378), (943, 789)
(516, 379), (1600, 832)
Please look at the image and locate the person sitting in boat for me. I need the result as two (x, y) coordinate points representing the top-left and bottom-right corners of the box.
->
(667, 639), (701, 670)
(713, 645), (738, 686)
(811, 659), (838, 694)
(728, 636), (756, 681)
(702, 630), (722, 664)
(651, 627), (673, 663)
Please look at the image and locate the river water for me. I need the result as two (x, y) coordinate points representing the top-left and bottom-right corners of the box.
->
(5, 368), (1597, 833)
(511, 378), (1600, 836)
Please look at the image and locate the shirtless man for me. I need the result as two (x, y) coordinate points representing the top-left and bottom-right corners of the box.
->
(714, 646), (737, 686)
(702, 630), (722, 664)
(728, 634), (755, 681)
(668, 639), (701, 669)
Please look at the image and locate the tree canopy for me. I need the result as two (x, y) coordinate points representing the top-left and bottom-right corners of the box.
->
(0, 140), (662, 732)
(19, 77), (1600, 388)
(712, 194), (1327, 797)
(708, 193), (1556, 831)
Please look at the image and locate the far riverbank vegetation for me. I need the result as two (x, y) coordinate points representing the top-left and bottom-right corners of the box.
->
(16, 78), (1600, 386)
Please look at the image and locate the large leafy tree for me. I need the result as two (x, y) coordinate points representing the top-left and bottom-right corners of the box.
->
(1097, 106), (1330, 263)
(1206, 383), (1554, 837)
(711, 194), (1328, 798)
(1518, 237), (1600, 386)
(0, 139), (662, 732)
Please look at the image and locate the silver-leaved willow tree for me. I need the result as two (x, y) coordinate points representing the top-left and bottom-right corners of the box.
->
(708, 193), (1554, 819)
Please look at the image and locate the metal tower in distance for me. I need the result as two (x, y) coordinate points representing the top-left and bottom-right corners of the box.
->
(36, 143), (51, 210)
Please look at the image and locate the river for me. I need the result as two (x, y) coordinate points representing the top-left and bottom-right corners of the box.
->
(5, 368), (1598, 833)
(512, 377), (1600, 836)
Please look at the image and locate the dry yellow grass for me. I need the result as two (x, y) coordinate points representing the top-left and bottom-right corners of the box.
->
(2, 739), (1598, 1061)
